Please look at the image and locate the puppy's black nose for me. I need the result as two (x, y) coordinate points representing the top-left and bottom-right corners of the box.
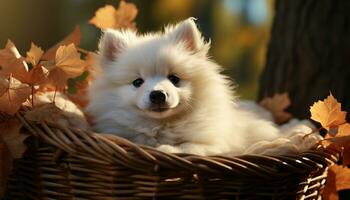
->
(150, 90), (166, 104)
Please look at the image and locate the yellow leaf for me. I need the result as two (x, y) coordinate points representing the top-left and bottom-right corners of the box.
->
(26, 42), (44, 66)
(338, 123), (350, 137)
(89, 1), (138, 30)
(310, 93), (346, 131)
(0, 76), (31, 115)
(55, 44), (85, 77)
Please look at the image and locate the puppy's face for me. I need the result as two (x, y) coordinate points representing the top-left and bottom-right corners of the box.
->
(97, 18), (209, 120)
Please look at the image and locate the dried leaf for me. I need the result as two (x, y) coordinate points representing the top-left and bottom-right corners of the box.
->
(0, 76), (31, 115)
(323, 163), (350, 200)
(41, 26), (81, 60)
(0, 78), (7, 96)
(323, 167), (338, 200)
(43, 44), (85, 90)
(26, 42), (44, 66)
(55, 44), (85, 76)
(25, 100), (88, 129)
(89, 1), (138, 30)
(24, 103), (67, 127)
(324, 135), (350, 167)
(310, 93), (347, 131)
(259, 93), (292, 124)
(29, 65), (49, 85)
(0, 40), (31, 83)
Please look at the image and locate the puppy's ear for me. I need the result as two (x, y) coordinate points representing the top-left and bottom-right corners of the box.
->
(167, 18), (208, 53)
(99, 29), (127, 62)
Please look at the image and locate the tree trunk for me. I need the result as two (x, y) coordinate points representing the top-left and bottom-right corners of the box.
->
(259, 0), (350, 121)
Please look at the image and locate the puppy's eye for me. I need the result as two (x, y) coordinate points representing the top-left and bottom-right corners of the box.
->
(168, 75), (180, 86)
(132, 78), (144, 88)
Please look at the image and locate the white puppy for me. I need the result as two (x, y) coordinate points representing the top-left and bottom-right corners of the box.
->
(86, 18), (318, 156)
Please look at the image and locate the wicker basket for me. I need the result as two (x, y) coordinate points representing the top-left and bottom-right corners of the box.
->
(3, 110), (339, 200)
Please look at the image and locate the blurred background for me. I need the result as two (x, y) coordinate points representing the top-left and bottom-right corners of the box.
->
(0, 0), (273, 99)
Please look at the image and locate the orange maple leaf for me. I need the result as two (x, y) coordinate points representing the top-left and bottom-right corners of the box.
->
(0, 40), (31, 83)
(25, 42), (44, 66)
(42, 44), (85, 90)
(0, 76), (31, 115)
(310, 93), (347, 131)
(89, 1), (138, 30)
(259, 93), (292, 124)
(26, 42), (44, 66)
(41, 26), (81, 60)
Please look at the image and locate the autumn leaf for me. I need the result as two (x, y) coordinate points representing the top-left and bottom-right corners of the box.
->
(26, 42), (44, 66)
(0, 40), (31, 83)
(25, 101), (88, 129)
(259, 93), (292, 124)
(0, 76), (31, 115)
(55, 44), (85, 76)
(310, 93), (347, 131)
(29, 65), (49, 85)
(43, 44), (85, 90)
(89, 1), (138, 30)
(0, 78), (7, 96)
(24, 103), (68, 127)
(41, 26), (81, 60)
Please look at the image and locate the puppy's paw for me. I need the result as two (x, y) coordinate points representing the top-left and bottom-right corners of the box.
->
(156, 145), (182, 154)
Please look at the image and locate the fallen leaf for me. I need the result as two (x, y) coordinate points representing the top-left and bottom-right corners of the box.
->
(0, 40), (31, 83)
(0, 76), (31, 115)
(24, 103), (67, 127)
(41, 26), (81, 60)
(0, 78), (7, 96)
(25, 101), (88, 129)
(43, 44), (85, 90)
(310, 93), (347, 131)
(29, 65), (49, 85)
(0, 119), (29, 159)
(89, 1), (138, 30)
(324, 135), (350, 167)
(323, 167), (338, 200)
(337, 123), (350, 137)
(323, 164), (350, 200)
(259, 93), (292, 124)
(55, 44), (85, 77)
(26, 42), (44, 66)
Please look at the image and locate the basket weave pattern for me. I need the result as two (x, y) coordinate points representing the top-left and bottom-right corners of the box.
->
(4, 110), (338, 200)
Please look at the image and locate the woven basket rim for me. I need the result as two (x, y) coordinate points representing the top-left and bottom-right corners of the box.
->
(8, 107), (338, 178)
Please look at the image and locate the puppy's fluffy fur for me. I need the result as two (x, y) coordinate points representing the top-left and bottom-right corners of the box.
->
(86, 19), (296, 155)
